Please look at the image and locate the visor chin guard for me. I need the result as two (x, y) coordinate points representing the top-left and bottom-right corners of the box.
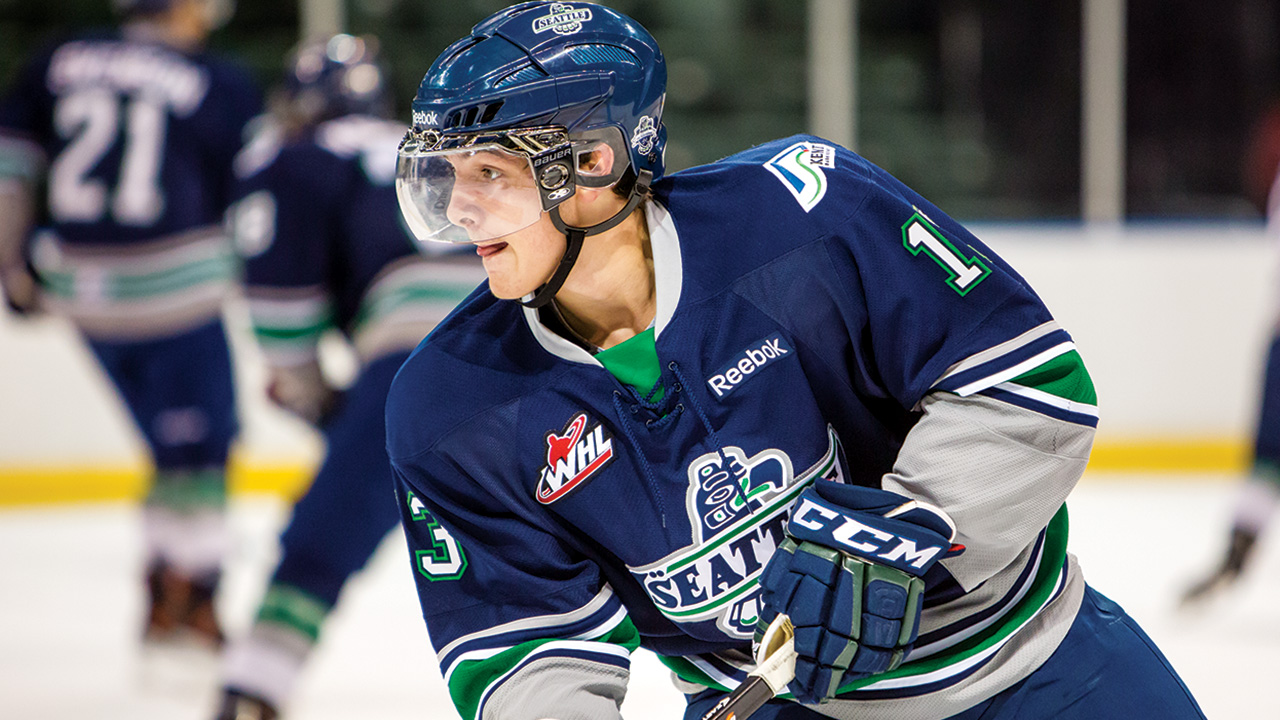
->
(520, 169), (653, 309)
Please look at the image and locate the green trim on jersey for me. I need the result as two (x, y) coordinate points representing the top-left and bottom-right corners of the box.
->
(1009, 350), (1096, 405)
(595, 328), (664, 401)
(351, 282), (478, 332)
(448, 615), (641, 720)
(657, 504), (1071, 696)
(255, 582), (333, 642)
(144, 468), (226, 511)
(39, 253), (237, 301)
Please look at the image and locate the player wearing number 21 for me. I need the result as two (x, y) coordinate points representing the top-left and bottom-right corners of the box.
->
(0, 0), (260, 650)
(387, 4), (1206, 720)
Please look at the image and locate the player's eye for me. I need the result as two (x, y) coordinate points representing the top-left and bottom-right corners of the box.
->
(480, 166), (503, 181)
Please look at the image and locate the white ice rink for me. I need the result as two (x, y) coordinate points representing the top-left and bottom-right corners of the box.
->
(1, 474), (1276, 719)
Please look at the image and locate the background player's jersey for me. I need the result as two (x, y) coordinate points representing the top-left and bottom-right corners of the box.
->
(387, 136), (1098, 720)
(0, 30), (261, 337)
(229, 114), (484, 369)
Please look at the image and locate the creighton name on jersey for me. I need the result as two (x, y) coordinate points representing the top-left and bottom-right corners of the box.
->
(388, 135), (1097, 720)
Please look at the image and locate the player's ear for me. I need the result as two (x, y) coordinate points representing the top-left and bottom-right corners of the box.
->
(577, 142), (616, 181)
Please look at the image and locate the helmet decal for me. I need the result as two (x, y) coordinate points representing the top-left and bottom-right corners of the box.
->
(631, 115), (660, 156)
(531, 3), (594, 36)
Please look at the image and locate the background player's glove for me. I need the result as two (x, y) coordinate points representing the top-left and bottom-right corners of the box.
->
(0, 259), (42, 316)
(266, 361), (340, 426)
(757, 482), (963, 704)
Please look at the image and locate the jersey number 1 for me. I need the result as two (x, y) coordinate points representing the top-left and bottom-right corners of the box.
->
(902, 212), (990, 296)
(50, 88), (166, 226)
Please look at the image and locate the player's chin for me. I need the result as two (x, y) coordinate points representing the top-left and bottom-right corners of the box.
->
(485, 273), (536, 300)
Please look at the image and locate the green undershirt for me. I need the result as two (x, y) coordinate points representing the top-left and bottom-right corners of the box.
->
(594, 327), (664, 401)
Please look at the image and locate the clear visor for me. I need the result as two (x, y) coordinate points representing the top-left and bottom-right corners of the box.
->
(395, 127), (575, 245)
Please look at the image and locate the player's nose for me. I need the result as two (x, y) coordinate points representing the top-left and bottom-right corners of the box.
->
(445, 184), (481, 230)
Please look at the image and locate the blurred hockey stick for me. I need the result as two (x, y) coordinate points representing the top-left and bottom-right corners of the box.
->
(699, 614), (796, 720)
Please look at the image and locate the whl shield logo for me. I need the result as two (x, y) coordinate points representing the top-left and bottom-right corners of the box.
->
(536, 413), (615, 504)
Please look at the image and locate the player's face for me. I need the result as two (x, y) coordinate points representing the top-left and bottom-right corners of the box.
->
(444, 151), (563, 299)
(443, 150), (542, 242)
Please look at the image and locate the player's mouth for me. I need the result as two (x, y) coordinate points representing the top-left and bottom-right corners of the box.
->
(475, 241), (508, 258)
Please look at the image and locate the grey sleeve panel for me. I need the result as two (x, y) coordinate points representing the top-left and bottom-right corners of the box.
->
(880, 391), (1094, 592)
(481, 656), (629, 720)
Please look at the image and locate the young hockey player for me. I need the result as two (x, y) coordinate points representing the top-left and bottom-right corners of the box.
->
(387, 3), (1206, 719)
(0, 0), (259, 651)
(213, 34), (484, 720)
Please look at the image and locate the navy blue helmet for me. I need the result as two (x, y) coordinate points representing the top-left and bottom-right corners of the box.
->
(397, 2), (666, 239)
(280, 34), (391, 125)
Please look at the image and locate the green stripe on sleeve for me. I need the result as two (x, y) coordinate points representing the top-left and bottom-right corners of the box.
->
(1009, 349), (1096, 405)
(447, 616), (640, 720)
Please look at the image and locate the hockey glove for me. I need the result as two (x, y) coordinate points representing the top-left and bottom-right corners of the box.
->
(757, 482), (963, 704)
(1, 259), (42, 316)
(266, 361), (341, 426)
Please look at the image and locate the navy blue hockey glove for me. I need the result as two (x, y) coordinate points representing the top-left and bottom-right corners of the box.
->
(757, 482), (964, 704)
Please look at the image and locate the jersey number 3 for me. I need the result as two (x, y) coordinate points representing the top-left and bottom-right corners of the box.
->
(50, 89), (166, 226)
(902, 212), (990, 296)
(408, 492), (468, 581)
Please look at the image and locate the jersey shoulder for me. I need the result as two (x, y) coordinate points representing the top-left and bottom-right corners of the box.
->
(386, 287), (558, 461)
(651, 135), (881, 295)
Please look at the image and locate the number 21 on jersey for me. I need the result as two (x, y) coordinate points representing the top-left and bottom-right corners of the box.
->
(49, 88), (167, 226)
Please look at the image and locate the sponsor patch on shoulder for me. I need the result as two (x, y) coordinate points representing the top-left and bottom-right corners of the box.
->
(536, 413), (615, 504)
(763, 141), (836, 212)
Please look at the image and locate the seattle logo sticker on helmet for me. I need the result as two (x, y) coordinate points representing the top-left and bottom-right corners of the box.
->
(764, 140), (836, 213)
(532, 3), (593, 36)
(536, 413), (615, 504)
(631, 115), (659, 155)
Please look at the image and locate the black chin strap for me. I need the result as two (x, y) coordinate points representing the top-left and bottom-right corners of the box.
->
(520, 170), (653, 309)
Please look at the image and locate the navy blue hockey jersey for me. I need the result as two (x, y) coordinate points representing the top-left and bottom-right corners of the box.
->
(229, 115), (485, 368)
(387, 136), (1097, 720)
(0, 30), (261, 337)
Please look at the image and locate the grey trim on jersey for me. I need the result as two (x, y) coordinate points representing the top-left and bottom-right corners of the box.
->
(883, 391), (1093, 592)
(809, 556), (1085, 720)
(481, 656), (629, 720)
(521, 199), (683, 363)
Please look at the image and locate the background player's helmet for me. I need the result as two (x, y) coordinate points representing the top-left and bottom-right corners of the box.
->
(396, 1), (666, 247)
(279, 34), (391, 125)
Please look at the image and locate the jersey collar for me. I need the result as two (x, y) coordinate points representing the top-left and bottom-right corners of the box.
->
(521, 199), (683, 365)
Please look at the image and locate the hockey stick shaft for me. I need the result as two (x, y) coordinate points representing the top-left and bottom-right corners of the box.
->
(699, 615), (797, 720)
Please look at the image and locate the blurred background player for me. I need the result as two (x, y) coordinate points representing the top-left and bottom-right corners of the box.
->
(1180, 166), (1280, 606)
(214, 33), (484, 720)
(0, 0), (260, 654)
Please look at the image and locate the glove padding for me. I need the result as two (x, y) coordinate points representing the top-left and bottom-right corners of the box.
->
(757, 482), (962, 704)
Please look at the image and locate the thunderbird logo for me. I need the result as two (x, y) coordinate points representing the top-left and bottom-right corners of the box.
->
(536, 413), (615, 504)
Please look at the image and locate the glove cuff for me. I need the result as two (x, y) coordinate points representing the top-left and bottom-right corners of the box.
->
(786, 485), (958, 577)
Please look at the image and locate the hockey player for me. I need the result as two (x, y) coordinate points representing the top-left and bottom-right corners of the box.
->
(213, 34), (485, 720)
(0, 0), (259, 651)
(387, 3), (1206, 719)
(1180, 172), (1280, 606)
